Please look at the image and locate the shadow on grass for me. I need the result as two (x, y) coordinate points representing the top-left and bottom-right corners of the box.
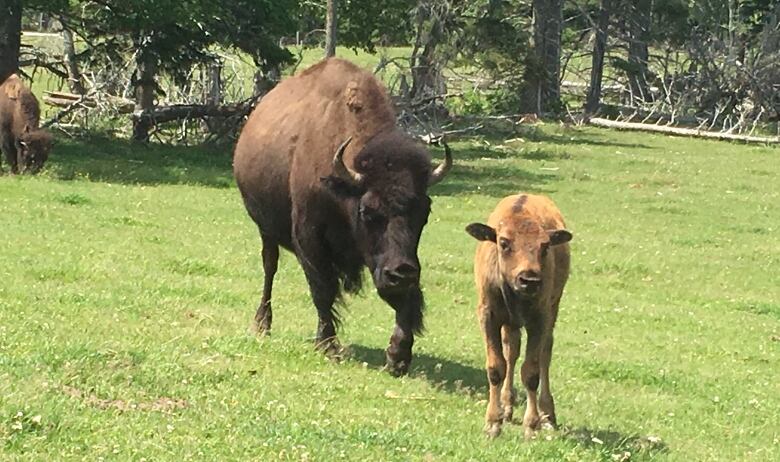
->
(41, 124), (646, 193)
(45, 135), (234, 188)
(348, 344), (487, 395)
(350, 344), (669, 457)
(561, 426), (669, 458)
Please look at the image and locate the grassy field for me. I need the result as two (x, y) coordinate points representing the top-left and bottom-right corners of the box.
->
(1, 125), (779, 461)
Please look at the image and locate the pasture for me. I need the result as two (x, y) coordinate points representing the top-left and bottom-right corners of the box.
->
(1, 125), (778, 461)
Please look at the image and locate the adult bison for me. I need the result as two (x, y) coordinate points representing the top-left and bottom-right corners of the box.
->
(233, 58), (452, 375)
(0, 74), (52, 174)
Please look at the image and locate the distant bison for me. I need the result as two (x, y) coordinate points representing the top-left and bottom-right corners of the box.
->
(233, 58), (452, 375)
(466, 194), (572, 438)
(0, 74), (52, 174)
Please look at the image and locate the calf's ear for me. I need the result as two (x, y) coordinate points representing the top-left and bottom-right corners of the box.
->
(465, 223), (496, 242)
(548, 229), (573, 245)
(320, 176), (365, 198)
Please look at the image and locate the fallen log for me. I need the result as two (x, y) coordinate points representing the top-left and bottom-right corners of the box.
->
(44, 90), (82, 101)
(588, 117), (780, 144)
(132, 103), (252, 125)
(42, 93), (93, 129)
(44, 95), (96, 108)
(43, 91), (135, 113)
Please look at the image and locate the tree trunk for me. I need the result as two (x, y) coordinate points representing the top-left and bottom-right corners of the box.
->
(409, 2), (446, 113)
(0, 0), (22, 83)
(132, 46), (158, 142)
(325, 0), (337, 58)
(627, 0), (652, 103)
(526, 0), (563, 114)
(253, 64), (280, 97)
(62, 25), (86, 95)
(585, 0), (611, 114)
(206, 60), (222, 106)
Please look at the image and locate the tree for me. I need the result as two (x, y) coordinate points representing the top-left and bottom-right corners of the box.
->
(325, 0), (337, 57)
(585, 0), (611, 114)
(61, 22), (85, 95)
(44, 0), (297, 140)
(410, 1), (446, 104)
(526, 0), (563, 114)
(0, 0), (22, 82)
(627, 0), (652, 102)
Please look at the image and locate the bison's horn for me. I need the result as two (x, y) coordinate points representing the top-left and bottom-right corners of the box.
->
(428, 140), (453, 186)
(332, 136), (364, 185)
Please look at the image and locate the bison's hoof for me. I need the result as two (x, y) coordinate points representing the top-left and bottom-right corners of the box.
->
(315, 337), (345, 360)
(484, 422), (502, 439)
(249, 321), (271, 337)
(384, 359), (409, 377)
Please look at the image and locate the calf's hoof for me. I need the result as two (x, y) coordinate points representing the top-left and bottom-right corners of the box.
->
(502, 407), (514, 424)
(484, 421), (502, 439)
(539, 415), (557, 431)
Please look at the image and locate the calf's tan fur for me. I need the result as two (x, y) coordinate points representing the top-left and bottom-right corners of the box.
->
(466, 193), (572, 438)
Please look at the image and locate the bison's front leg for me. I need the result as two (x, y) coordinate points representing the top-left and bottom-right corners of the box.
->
(380, 287), (423, 376)
(1, 138), (18, 174)
(293, 220), (343, 358)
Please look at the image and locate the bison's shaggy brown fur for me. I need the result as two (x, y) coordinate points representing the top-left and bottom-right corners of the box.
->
(0, 75), (52, 174)
(233, 58), (451, 375)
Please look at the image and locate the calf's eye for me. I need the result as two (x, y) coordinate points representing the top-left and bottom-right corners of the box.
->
(499, 238), (511, 253)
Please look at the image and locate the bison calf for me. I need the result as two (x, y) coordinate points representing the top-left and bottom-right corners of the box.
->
(466, 194), (572, 438)
(0, 75), (52, 174)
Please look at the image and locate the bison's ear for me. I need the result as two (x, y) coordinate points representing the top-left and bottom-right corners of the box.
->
(320, 175), (365, 198)
(548, 229), (573, 246)
(466, 223), (496, 242)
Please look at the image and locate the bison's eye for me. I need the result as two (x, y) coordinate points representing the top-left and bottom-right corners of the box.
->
(359, 205), (382, 225)
(499, 238), (512, 253)
(540, 242), (549, 257)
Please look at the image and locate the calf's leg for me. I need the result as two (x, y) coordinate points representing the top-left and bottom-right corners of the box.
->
(500, 325), (521, 423)
(481, 311), (506, 438)
(521, 319), (544, 439)
(538, 331), (556, 428)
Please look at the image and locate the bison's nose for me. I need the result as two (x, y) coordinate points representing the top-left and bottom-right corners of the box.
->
(383, 263), (420, 288)
(516, 271), (542, 294)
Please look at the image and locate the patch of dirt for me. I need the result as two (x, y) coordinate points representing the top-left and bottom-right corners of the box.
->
(61, 385), (188, 413)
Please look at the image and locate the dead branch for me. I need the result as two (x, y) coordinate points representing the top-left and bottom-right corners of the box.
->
(589, 117), (780, 143)
(42, 93), (94, 128)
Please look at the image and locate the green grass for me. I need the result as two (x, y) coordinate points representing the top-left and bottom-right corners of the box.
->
(1, 126), (779, 461)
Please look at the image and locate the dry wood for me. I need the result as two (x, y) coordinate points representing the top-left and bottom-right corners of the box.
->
(132, 103), (251, 125)
(588, 117), (780, 143)
(43, 95), (96, 108)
